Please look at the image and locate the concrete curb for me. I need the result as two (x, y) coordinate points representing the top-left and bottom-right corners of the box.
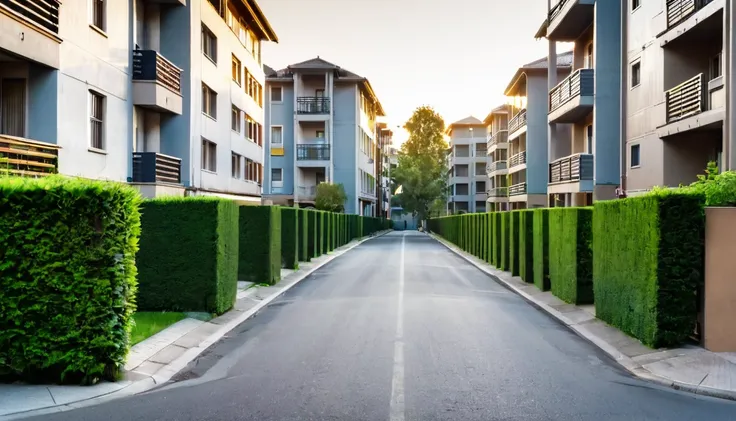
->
(428, 232), (736, 402)
(3, 230), (393, 420)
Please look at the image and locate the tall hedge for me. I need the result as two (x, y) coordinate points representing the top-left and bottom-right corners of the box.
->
(593, 191), (705, 347)
(0, 177), (141, 384)
(299, 209), (309, 262)
(486, 213), (493, 264)
(281, 207), (298, 269)
(308, 210), (318, 258)
(492, 212), (502, 267)
(533, 209), (550, 291)
(549, 208), (593, 304)
(509, 211), (521, 276)
(519, 210), (535, 283)
(239, 206), (281, 285)
(500, 212), (511, 271)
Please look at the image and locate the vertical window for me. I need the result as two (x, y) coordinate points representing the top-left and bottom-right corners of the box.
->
(201, 25), (217, 63)
(271, 86), (283, 102)
(271, 126), (283, 145)
(632, 0), (640, 11)
(711, 52), (723, 80)
(586, 125), (593, 154)
(202, 139), (217, 172)
(91, 0), (105, 30)
(585, 43), (594, 69)
(271, 168), (283, 183)
(630, 144), (641, 167)
(202, 84), (217, 119)
(89, 91), (105, 150)
(231, 105), (241, 132)
(231, 153), (242, 179)
(232, 55), (242, 85)
(631, 61), (641, 88)
(0, 79), (26, 137)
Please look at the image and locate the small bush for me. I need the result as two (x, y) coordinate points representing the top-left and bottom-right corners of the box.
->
(533, 209), (550, 291)
(238, 206), (281, 285)
(549, 208), (593, 304)
(509, 211), (521, 276)
(281, 207), (298, 269)
(519, 210), (535, 283)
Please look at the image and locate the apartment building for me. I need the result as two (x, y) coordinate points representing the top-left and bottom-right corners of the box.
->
(446, 116), (488, 213)
(376, 122), (394, 218)
(538, 0), (622, 206)
(485, 104), (511, 212)
(263, 57), (385, 215)
(503, 52), (572, 209)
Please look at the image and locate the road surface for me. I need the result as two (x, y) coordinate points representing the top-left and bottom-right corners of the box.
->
(27, 232), (736, 420)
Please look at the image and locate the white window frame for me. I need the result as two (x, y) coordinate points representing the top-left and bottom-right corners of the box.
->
(270, 125), (283, 146)
(201, 24), (217, 63)
(231, 152), (242, 179)
(89, 90), (105, 151)
(231, 105), (241, 133)
(270, 86), (283, 103)
(90, 0), (106, 32)
(231, 55), (242, 86)
(202, 83), (217, 119)
(202, 138), (217, 172)
(630, 60), (641, 89)
(630, 143), (641, 168)
(271, 168), (283, 188)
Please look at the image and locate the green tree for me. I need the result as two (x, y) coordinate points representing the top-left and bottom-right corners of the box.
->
(315, 183), (347, 212)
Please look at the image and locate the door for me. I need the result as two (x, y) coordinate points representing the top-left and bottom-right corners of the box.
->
(1, 79), (26, 137)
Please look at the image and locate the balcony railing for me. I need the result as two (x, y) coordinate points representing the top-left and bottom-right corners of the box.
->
(0, 134), (59, 176)
(509, 151), (527, 168)
(509, 109), (527, 134)
(549, 153), (594, 184)
(297, 144), (330, 160)
(487, 187), (508, 198)
(297, 185), (317, 199)
(0, 0), (60, 35)
(489, 160), (507, 173)
(509, 182), (527, 196)
(665, 73), (705, 123)
(549, 0), (570, 21)
(297, 97), (330, 114)
(132, 152), (182, 184)
(132, 50), (182, 94)
(490, 130), (508, 146)
(666, 0), (714, 28)
(549, 68), (595, 113)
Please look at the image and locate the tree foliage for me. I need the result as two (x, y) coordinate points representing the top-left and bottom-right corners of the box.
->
(315, 183), (347, 212)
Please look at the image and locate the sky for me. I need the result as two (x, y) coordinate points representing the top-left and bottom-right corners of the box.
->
(257, 0), (553, 144)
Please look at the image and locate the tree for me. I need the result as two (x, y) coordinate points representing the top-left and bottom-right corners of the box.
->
(392, 106), (448, 220)
(315, 183), (347, 212)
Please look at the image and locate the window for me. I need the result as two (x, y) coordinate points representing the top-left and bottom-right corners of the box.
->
(316, 130), (325, 138)
(89, 91), (105, 150)
(632, 0), (640, 10)
(271, 168), (283, 182)
(631, 61), (641, 88)
(271, 86), (282, 102)
(585, 43), (594, 69)
(231, 105), (241, 132)
(711, 52), (722, 80)
(231, 153), (242, 179)
(586, 125), (593, 154)
(202, 84), (217, 119)
(271, 126), (283, 145)
(232, 55), (242, 85)
(91, 0), (105, 30)
(246, 115), (262, 145)
(201, 25), (217, 63)
(630, 144), (641, 168)
(202, 139), (217, 172)
(244, 158), (262, 184)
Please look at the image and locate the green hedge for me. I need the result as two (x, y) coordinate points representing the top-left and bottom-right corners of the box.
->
(492, 213), (502, 267)
(519, 210), (535, 283)
(549, 208), (593, 304)
(486, 213), (493, 264)
(281, 207), (298, 269)
(0, 177), (141, 384)
(593, 191), (705, 347)
(138, 198), (238, 314)
(533, 209), (550, 291)
(500, 212), (511, 271)
(509, 211), (521, 276)
(319, 212), (327, 254)
(308, 210), (318, 259)
(239, 206), (281, 285)
(299, 209), (309, 262)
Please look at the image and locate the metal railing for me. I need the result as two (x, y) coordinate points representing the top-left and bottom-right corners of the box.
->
(489, 130), (508, 146)
(509, 109), (527, 134)
(549, 153), (593, 184)
(297, 185), (317, 198)
(665, 73), (705, 123)
(297, 144), (330, 160)
(487, 187), (508, 198)
(549, 0), (570, 22)
(297, 97), (330, 114)
(666, 0), (714, 28)
(132, 50), (182, 94)
(489, 160), (507, 173)
(132, 152), (182, 184)
(509, 182), (527, 196)
(0, 0), (60, 35)
(549, 68), (595, 113)
(509, 151), (527, 168)
(0, 134), (59, 176)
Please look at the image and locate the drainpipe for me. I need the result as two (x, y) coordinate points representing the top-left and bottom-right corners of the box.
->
(619, 0), (628, 196)
(725, 0), (733, 170)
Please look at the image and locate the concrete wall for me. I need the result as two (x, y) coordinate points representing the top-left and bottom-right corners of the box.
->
(527, 74), (551, 195)
(333, 84), (359, 214)
(265, 82), (295, 194)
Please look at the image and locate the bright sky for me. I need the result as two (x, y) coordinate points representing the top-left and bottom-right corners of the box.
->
(258, 0), (552, 144)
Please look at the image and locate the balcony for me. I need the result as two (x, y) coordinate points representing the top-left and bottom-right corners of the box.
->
(509, 182), (527, 196)
(0, 134), (59, 176)
(509, 109), (527, 137)
(487, 187), (509, 198)
(296, 144), (330, 161)
(132, 152), (182, 184)
(665, 74), (706, 123)
(487, 130), (509, 153)
(488, 160), (508, 174)
(549, 153), (594, 193)
(0, 0), (62, 68)
(297, 185), (317, 200)
(132, 50), (183, 115)
(509, 151), (527, 169)
(666, 0), (716, 29)
(297, 97), (330, 115)
(547, 0), (595, 41)
(659, 73), (724, 137)
(549, 69), (594, 123)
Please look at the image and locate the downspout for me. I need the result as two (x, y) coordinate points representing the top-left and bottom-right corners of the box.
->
(619, 0), (628, 196)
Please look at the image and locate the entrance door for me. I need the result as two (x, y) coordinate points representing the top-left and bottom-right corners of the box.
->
(1, 79), (26, 137)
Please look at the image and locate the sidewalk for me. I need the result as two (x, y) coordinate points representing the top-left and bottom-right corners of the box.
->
(0, 231), (392, 420)
(430, 233), (736, 401)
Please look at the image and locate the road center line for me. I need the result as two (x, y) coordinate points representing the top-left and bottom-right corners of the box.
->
(389, 232), (406, 421)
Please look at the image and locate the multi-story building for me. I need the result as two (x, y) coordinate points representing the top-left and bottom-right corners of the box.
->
(263, 57), (385, 215)
(484, 104), (511, 212)
(446, 116), (488, 213)
(539, 0), (623, 206)
(376, 122), (394, 218)
(503, 52), (572, 209)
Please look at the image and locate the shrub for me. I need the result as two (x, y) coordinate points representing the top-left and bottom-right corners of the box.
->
(593, 191), (704, 347)
(549, 208), (593, 304)
(509, 211), (521, 276)
(238, 206), (281, 285)
(492, 213), (503, 267)
(299, 209), (309, 261)
(0, 177), (141, 384)
(281, 207), (298, 269)
(486, 213), (493, 264)
(533, 209), (550, 291)
(519, 210), (535, 283)
(138, 198), (238, 314)
(500, 212), (511, 271)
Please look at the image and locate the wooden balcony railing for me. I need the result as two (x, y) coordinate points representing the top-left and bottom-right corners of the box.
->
(509, 182), (527, 196)
(132, 152), (182, 184)
(665, 73), (705, 123)
(509, 151), (527, 168)
(0, 134), (59, 177)
(509, 109), (527, 134)
(132, 50), (182, 94)
(0, 0), (60, 35)
(487, 187), (508, 198)
(549, 153), (594, 184)
(489, 160), (507, 173)
(297, 97), (330, 114)
(666, 0), (714, 28)
(549, 68), (595, 113)
(297, 144), (330, 160)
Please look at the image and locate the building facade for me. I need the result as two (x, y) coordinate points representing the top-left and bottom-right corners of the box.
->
(446, 116), (488, 213)
(485, 105), (511, 212)
(263, 58), (385, 215)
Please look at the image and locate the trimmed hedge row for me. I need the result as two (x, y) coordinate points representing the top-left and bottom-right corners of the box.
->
(428, 190), (705, 348)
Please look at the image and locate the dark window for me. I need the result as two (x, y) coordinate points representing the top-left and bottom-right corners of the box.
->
(631, 61), (641, 88)
(202, 139), (217, 172)
(632, 0), (640, 10)
(630, 144), (641, 167)
(92, 0), (105, 30)
(271, 86), (282, 102)
(89, 91), (105, 150)
(201, 25), (217, 63)
(202, 84), (217, 119)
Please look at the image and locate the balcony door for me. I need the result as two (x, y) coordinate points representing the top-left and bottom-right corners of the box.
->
(0, 79), (26, 137)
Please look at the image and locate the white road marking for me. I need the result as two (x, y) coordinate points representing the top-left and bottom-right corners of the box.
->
(389, 232), (406, 421)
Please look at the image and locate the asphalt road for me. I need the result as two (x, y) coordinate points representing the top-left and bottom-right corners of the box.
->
(27, 232), (736, 420)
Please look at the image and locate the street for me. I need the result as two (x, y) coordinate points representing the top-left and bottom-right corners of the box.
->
(28, 232), (736, 420)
